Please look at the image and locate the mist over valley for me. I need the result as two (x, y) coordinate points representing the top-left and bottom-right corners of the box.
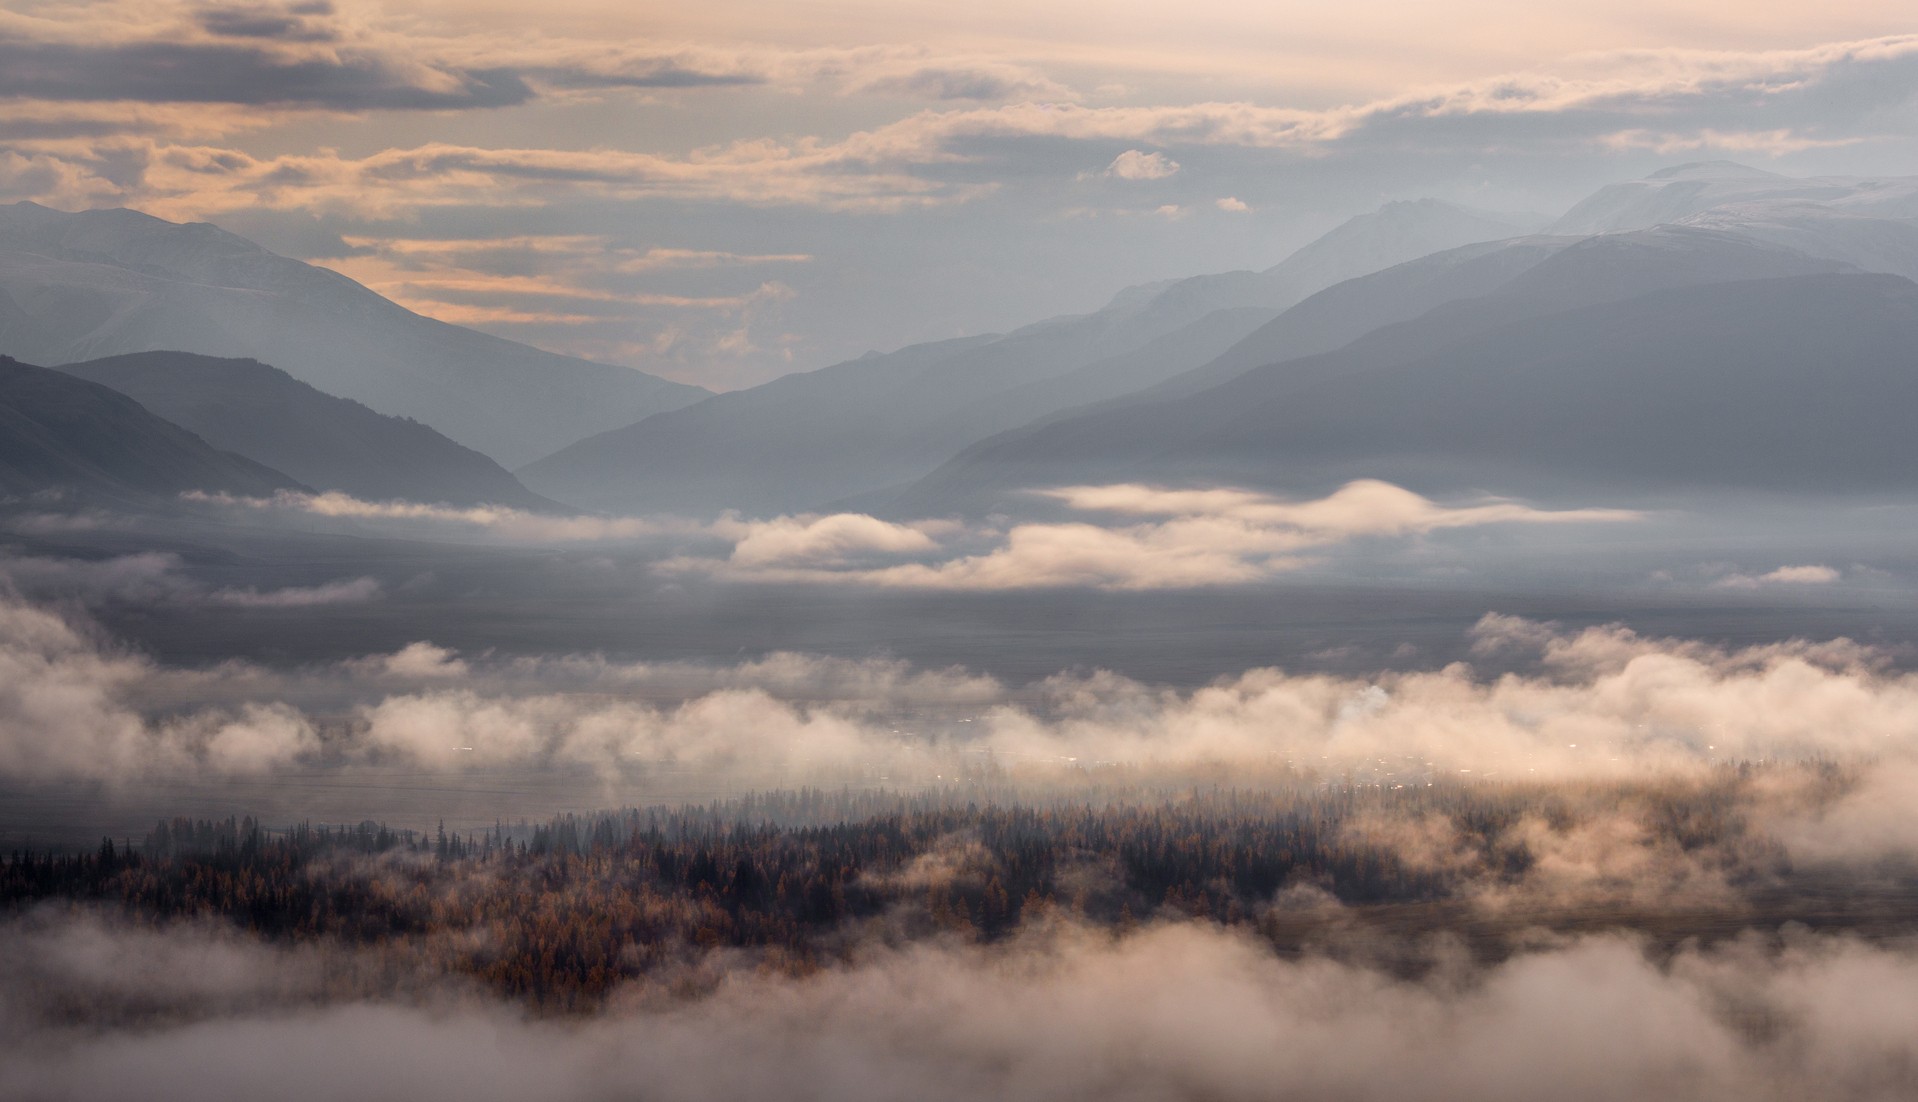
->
(4, 7), (1918, 1098)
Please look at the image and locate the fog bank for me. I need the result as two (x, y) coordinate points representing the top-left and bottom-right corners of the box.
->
(5, 912), (1918, 1102)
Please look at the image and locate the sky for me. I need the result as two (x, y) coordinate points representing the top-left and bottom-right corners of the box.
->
(1, 1), (1915, 389)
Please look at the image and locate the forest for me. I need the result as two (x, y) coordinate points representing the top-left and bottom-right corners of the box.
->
(8, 765), (1915, 1014)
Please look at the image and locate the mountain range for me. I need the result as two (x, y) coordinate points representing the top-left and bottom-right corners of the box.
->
(4, 162), (1918, 525)
(887, 222), (1882, 514)
(516, 200), (1546, 515)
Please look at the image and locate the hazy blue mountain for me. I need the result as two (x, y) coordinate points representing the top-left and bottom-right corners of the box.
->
(1091, 199), (1546, 328)
(892, 230), (1870, 515)
(0, 202), (709, 466)
(1134, 235), (1578, 404)
(520, 199), (1544, 516)
(56, 351), (561, 511)
(1150, 273), (1918, 498)
(1246, 198), (1549, 308)
(0, 355), (302, 503)
(847, 236), (1579, 509)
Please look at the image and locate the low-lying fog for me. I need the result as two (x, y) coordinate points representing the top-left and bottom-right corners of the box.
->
(4, 909), (1918, 1102)
(6, 483), (1918, 684)
(6, 482), (1918, 1101)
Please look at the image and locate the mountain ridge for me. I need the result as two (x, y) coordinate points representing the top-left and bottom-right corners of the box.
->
(518, 198), (1547, 516)
(55, 351), (564, 512)
(0, 354), (305, 505)
(888, 231), (1873, 516)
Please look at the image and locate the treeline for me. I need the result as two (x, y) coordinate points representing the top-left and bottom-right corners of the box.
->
(0, 768), (1873, 1011)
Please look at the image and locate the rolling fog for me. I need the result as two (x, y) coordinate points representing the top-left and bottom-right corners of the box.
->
(5, 910), (1918, 1102)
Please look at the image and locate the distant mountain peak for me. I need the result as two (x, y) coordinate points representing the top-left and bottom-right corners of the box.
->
(1645, 161), (1782, 181)
(1377, 197), (1471, 214)
(1549, 164), (1918, 237)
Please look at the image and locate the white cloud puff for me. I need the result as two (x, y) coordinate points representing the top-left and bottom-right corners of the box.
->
(1105, 149), (1180, 180)
(1715, 564), (1843, 589)
(718, 513), (946, 568)
(0, 596), (317, 779)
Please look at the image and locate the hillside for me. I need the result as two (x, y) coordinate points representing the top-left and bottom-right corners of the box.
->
(0, 355), (302, 503)
(56, 351), (562, 510)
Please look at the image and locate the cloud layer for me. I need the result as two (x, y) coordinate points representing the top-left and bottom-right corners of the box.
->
(184, 480), (1636, 591)
(7, 911), (1918, 1102)
(675, 480), (1639, 590)
(9, 569), (1918, 843)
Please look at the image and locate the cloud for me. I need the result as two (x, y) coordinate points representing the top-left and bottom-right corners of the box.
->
(175, 481), (1624, 591)
(841, 55), (1073, 102)
(3, 22), (1916, 230)
(377, 641), (470, 680)
(823, 34), (1918, 167)
(182, 490), (689, 543)
(8, 577), (1918, 884)
(1774, 756), (1918, 863)
(720, 513), (946, 568)
(207, 576), (382, 608)
(1715, 564), (1843, 589)
(678, 481), (1639, 591)
(8, 31), (1914, 233)
(0, 2), (764, 116)
(0, 35), (534, 111)
(10, 914), (1918, 1102)
(956, 617), (1918, 779)
(182, 492), (959, 571)
(0, 551), (380, 609)
(326, 235), (812, 313)
(311, 233), (807, 372)
(1215, 195), (1248, 211)
(86, 137), (994, 220)
(0, 551), (193, 603)
(14, 572), (1918, 805)
(196, 2), (340, 43)
(0, 593), (316, 779)
(1104, 149), (1180, 180)
(1054, 481), (1636, 532)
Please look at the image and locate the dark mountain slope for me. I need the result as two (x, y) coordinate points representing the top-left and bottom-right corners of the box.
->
(0, 355), (301, 503)
(56, 351), (561, 511)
